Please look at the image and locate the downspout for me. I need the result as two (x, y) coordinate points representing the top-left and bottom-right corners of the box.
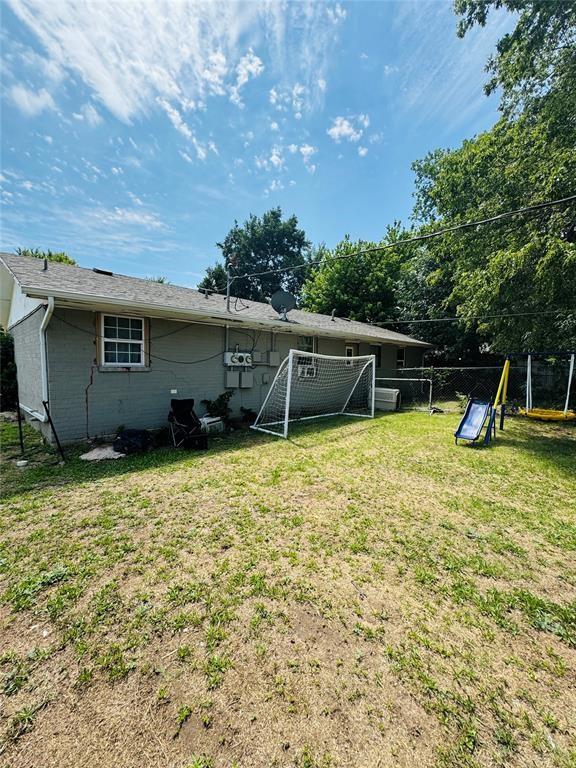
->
(20, 297), (54, 422)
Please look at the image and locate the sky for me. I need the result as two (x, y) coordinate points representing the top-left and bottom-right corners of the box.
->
(0, 0), (514, 287)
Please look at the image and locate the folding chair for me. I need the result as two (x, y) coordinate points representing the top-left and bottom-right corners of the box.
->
(168, 398), (208, 449)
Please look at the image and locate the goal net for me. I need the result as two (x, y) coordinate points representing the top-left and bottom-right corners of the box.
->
(251, 350), (376, 438)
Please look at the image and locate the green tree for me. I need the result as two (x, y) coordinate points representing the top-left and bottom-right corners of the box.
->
(16, 247), (76, 265)
(197, 262), (227, 293)
(301, 226), (405, 324)
(198, 208), (311, 302)
(407, 110), (576, 353)
(394, 1), (576, 356)
(455, 0), (576, 118)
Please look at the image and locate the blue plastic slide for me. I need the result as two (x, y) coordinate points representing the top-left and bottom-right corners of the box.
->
(454, 399), (494, 445)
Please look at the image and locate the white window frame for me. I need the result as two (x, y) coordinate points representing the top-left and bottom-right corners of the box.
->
(297, 335), (317, 372)
(101, 314), (146, 367)
(396, 346), (406, 369)
(345, 344), (358, 366)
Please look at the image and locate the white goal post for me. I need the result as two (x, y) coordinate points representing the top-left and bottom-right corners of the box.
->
(251, 349), (376, 438)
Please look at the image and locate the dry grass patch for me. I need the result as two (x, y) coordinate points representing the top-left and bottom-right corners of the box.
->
(1, 413), (575, 767)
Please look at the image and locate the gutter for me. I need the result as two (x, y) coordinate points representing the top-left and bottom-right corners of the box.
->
(19, 297), (54, 423)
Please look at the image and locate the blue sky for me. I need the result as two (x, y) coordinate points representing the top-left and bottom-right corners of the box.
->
(1, 1), (513, 286)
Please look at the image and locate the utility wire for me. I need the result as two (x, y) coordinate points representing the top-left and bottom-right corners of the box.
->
(372, 309), (575, 326)
(223, 194), (576, 284)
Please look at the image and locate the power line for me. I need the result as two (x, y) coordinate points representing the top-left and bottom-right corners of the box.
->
(372, 309), (575, 326)
(226, 194), (576, 284)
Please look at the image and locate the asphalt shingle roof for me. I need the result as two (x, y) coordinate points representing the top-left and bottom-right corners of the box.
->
(1, 253), (431, 347)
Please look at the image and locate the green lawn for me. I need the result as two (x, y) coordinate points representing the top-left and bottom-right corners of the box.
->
(1, 413), (575, 768)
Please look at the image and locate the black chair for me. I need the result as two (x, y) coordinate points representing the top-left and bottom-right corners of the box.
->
(168, 399), (208, 449)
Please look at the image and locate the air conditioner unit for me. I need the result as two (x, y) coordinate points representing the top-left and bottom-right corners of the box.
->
(374, 387), (400, 411)
(297, 364), (317, 379)
(224, 351), (253, 367)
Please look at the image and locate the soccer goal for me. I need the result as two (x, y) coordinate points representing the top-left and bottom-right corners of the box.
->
(251, 350), (376, 438)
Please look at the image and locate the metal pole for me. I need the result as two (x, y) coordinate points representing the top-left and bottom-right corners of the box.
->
(283, 350), (294, 438)
(564, 353), (575, 415)
(226, 266), (231, 313)
(42, 400), (65, 462)
(371, 355), (376, 418)
(16, 404), (25, 455)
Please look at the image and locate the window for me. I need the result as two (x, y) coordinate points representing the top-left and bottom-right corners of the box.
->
(345, 343), (358, 366)
(101, 315), (146, 366)
(396, 346), (406, 369)
(369, 344), (382, 369)
(297, 335), (316, 375)
(297, 335), (315, 354)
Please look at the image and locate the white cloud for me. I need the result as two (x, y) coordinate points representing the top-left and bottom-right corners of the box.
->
(383, 64), (399, 77)
(358, 146), (368, 157)
(369, 132), (384, 144)
(287, 144), (298, 154)
(90, 206), (164, 230)
(10, 85), (55, 116)
(326, 3), (347, 24)
(158, 98), (193, 140)
(72, 103), (103, 126)
(270, 121), (279, 132)
(83, 103), (102, 126)
(270, 146), (284, 170)
(7, 1), (344, 128)
(270, 82), (309, 119)
(230, 48), (264, 106)
(327, 115), (370, 143)
(317, 78), (326, 92)
(299, 143), (317, 173)
(111, 166), (123, 175)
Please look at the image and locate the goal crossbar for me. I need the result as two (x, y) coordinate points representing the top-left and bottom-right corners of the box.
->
(251, 349), (376, 438)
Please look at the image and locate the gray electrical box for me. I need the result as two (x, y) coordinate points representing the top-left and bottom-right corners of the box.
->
(225, 371), (240, 388)
(240, 371), (254, 388)
(267, 350), (280, 367)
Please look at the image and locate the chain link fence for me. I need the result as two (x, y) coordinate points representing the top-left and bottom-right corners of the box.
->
(377, 360), (575, 413)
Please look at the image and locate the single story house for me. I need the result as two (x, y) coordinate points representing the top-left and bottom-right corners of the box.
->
(1, 253), (432, 443)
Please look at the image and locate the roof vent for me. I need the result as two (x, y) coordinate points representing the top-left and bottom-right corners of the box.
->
(92, 267), (114, 276)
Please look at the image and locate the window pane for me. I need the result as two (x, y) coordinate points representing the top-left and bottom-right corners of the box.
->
(117, 327), (130, 339)
(117, 342), (130, 353)
(104, 315), (117, 328)
(130, 327), (142, 340)
(117, 351), (130, 363)
(117, 317), (130, 328)
(298, 335), (313, 353)
(129, 350), (142, 363)
(104, 351), (116, 362)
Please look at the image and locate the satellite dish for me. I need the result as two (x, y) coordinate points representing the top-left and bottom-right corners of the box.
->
(270, 290), (297, 321)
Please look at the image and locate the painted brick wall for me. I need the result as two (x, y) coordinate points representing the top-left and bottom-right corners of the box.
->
(42, 308), (425, 442)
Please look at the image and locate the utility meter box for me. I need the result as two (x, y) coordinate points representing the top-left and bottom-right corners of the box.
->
(267, 350), (280, 367)
(224, 351), (253, 367)
(225, 371), (240, 388)
(240, 372), (254, 388)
